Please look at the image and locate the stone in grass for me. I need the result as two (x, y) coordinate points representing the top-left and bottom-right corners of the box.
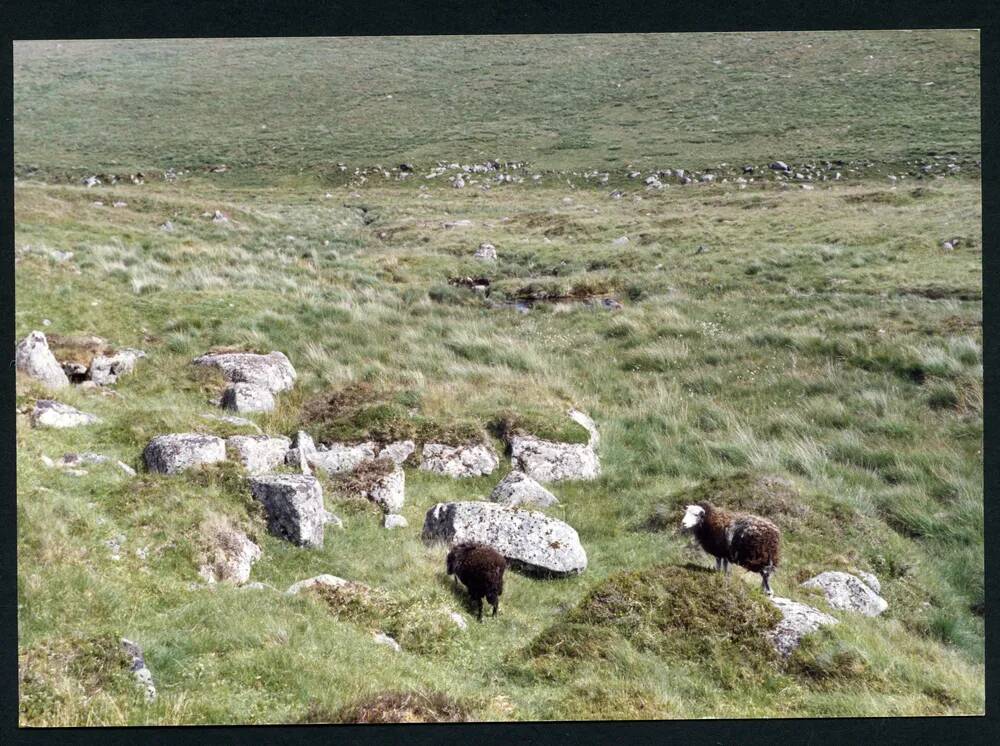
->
(30, 400), (100, 429)
(373, 632), (402, 652)
(419, 442), (499, 478)
(143, 433), (226, 474)
(765, 596), (839, 657)
(383, 513), (408, 529)
(221, 382), (276, 413)
(489, 470), (559, 508)
(422, 501), (587, 577)
(285, 574), (352, 595)
(377, 439), (416, 465)
(801, 571), (888, 617)
(288, 441), (379, 475)
(227, 435), (290, 475)
(89, 348), (146, 386)
(192, 350), (297, 394)
(120, 638), (157, 702)
(474, 243), (498, 261)
(16, 331), (70, 389)
(197, 522), (262, 585)
(249, 474), (326, 548)
(507, 409), (600, 483)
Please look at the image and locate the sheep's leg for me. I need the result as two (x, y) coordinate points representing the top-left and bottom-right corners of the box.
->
(723, 559), (731, 576)
(476, 598), (484, 622)
(762, 568), (774, 596)
(715, 557), (723, 572)
(487, 592), (499, 617)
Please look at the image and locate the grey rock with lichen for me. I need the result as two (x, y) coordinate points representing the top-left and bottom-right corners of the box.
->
(192, 350), (296, 393)
(249, 474), (326, 548)
(766, 596), (839, 656)
(30, 400), (100, 429)
(801, 571), (888, 617)
(143, 433), (226, 474)
(221, 382), (276, 413)
(15, 331), (69, 389)
(227, 435), (291, 475)
(419, 442), (499, 478)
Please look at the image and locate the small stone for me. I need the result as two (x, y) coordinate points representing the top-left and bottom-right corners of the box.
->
(474, 243), (498, 261)
(612, 235), (629, 246)
(143, 433), (226, 474)
(489, 470), (559, 508)
(449, 611), (468, 630)
(801, 571), (888, 617)
(285, 574), (351, 595)
(373, 632), (401, 652)
(383, 513), (408, 529)
(120, 638), (157, 702)
(766, 596), (838, 656)
(249, 474), (326, 548)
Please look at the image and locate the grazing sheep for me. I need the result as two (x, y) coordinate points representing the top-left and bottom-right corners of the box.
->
(446, 542), (507, 621)
(680, 502), (780, 595)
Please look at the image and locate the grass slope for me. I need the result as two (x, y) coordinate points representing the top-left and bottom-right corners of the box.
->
(14, 32), (982, 723)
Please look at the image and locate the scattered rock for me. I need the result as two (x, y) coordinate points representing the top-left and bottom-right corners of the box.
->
(419, 442), (499, 478)
(489, 470), (559, 508)
(368, 464), (406, 513)
(383, 513), (408, 529)
(50, 250), (75, 263)
(612, 235), (629, 246)
(324, 511), (344, 529)
(249, 474), (326, 548)
(198, 523), (261, 585)
(373, 632), (402, 652)
(30, 400), (100, 428)
(288, 441), (378, 474)
(193, 350), (297, 394)
(120, 638), (157, 702)
(143, 433), (226, 474)
(117, 461), (137, 476)
(422, 501), (587, 576)
(443, 219), (473, 229)
(160, 220), (174, 232)
(508, 433), (599, 483)
(942, 241), (955, 251)
(211, 210), (229, 223)
(474, 243), (498, 261)
(766, 596), (839, 657)
(89, 348), (146, 386)
(285, 574), (352, 596)
(221, 382), (276, 413)
(801, 571), (888, 617)
(15, 331), (70, 389)
(769, 161), (790, 172)
(449, 611), (468, 630)
(227, 435), (291, 475)
(377, 439), (416, 465)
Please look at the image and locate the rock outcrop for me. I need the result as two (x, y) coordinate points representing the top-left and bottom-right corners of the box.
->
(801, 571), (888, 617)
(422, 501), (587, 576)
(287, 441), (378, 474)
(16, 331), (69, 389)
(249, 474), (326, 548)
(766, 596), (839, 656)
(489, 470), (559, 508)
(143, 433), (227, 474)
(30, 400), (100, 428)
(227, 435), (291, 475)
(419, 442), (499, 478)
(193, 350), (297, 394)
(89, 348), (146, 386)
(120, 638), (157, 702)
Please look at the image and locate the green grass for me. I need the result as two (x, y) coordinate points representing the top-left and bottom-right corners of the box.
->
(14, 32), (982, 723)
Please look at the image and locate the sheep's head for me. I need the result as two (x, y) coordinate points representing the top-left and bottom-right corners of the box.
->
(680, 504), (706, 530)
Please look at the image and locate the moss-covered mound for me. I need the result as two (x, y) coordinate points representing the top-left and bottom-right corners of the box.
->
(300, 381), (485, 444)
(303, 690), (472, 723)
(493, 407), (591, 445)
(310, 583), (460, 656)
(520, 564), (781, 686)
(659, 472), (809, 528)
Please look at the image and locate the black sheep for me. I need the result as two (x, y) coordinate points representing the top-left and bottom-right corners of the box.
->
(446, 542), (507, 621)
(680, 501), (781, 595)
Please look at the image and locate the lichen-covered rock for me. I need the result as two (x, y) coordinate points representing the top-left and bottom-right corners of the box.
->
(766, 596), (839, 656)
(378, 439), (416, 465)
(143, 433), (226, 474)
(227, 435), (291, 475)
(508, 435), (600, 482)
(474, 243), (498, 261)
(198, 525), (261, 585)
(422, 501), (587, 576)
(192, 350), (297, 393)
(16, 331), (69, 389)
(30, 400), (100, 428)
(287, 441), (378, 474)
(419, 442), (499, 478)
(89, 348), (146, 386)
(489, 470), (559, 508)
(383, 513), (408, 529)
(120, 638), (157, 702)
(856, 570), (881, 595)
(368, 464), (406, 513)
(221, 382), (275, 413)
(199, 412), (263, 433)
(373, 632), (402, 652)
(801, 571), (888, 617)
(249, 474), (326, 548)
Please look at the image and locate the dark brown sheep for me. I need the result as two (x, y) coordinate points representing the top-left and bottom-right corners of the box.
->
(680, 501), (781, 595)
(446, 542), (507, 621)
